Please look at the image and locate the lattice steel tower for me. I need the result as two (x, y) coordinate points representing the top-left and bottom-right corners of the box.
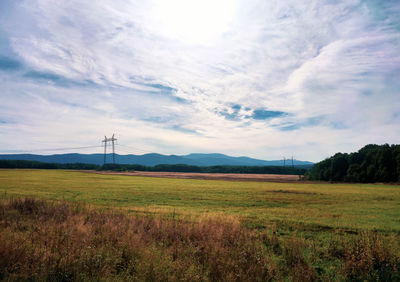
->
(102, 134), (117, 165)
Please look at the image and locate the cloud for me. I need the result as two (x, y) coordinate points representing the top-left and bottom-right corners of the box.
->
(0, 0), (399, 161)
(282, 34), (400, 129)
(23, 70), (98, 88)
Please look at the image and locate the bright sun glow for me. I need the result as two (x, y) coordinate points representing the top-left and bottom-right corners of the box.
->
(154, 0), (236, 44)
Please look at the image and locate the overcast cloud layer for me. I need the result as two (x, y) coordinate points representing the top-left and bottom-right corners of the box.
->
(0, 0), (399, 161)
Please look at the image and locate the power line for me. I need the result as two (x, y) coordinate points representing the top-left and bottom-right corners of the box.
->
(0, 134), (153, 157)
(0, 142), (152, 156)
(117, 144), (154, 154)
(115, 148), (134, 154)
(0, 145), (102, 154)
(116, 147), (154, 155)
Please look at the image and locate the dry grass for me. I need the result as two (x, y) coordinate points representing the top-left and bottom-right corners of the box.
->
(87, 170), (302, 183)
(1, 198), (399, 281)
(0, 198), (271, 281)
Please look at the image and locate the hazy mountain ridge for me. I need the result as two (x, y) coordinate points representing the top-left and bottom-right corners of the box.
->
(0, 153), (313, 167)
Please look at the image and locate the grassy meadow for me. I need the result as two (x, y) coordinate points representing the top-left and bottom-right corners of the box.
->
(1, 169), (400, 232)
(1, 169), (400, 281)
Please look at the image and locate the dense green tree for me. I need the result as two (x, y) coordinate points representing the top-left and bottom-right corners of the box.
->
(345, 164), (361, 182)
(307, 144), (400, 183)
(331, 153), (348, 181)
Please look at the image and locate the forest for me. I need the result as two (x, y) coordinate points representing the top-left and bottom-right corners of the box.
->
(0, 159), (99, 170)
(101, 163), (308, 174)
(306, 144), (400, 182)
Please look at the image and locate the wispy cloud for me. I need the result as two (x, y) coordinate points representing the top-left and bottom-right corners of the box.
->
(0, 0), (399, 161)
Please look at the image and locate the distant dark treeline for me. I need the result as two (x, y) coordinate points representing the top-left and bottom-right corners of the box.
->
(0, 159), (308, 175)
(101, 163), (308, 175)
(306, 144), (400, 183)
(0, 160), (100, 170)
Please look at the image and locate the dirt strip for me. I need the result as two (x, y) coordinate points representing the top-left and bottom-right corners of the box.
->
(81, 170), (303, 183)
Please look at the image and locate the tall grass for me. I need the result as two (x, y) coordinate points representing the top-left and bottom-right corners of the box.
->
(0, 198), (399, 281)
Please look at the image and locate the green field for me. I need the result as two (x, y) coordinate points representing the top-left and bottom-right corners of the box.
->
(1, 169), (400, 232)
(1, 169), (400, 281)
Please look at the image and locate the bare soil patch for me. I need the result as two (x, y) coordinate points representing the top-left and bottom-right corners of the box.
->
(84, 170), (303, 183)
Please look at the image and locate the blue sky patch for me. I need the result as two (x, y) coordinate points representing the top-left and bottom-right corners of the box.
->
(0, 56), (22, 71)
(219, 105), (288, 122)
(231, 104), (241, 111)
(251, 109), (287, 120)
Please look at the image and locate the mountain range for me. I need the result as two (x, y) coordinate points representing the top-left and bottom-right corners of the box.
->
(0, 153), (313, 167)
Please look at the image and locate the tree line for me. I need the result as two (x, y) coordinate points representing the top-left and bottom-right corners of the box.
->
(0, 160), (99, 170)
(101, 163), (308, 175)
(0, 159), (308, 175)
(306, 144), (400, 182)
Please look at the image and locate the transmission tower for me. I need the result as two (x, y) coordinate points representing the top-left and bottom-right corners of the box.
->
(102, 136), (107, 164)
(102, 134), (117, 165)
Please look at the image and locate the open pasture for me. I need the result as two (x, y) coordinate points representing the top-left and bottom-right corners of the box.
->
(1, 169), (400, 281)
(1, 169), (399, 232)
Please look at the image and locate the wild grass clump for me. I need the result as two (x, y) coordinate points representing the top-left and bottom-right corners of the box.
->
(0, 198), (399, 281)
(0, 198), (272, 281)
(342, 232), (400, 281)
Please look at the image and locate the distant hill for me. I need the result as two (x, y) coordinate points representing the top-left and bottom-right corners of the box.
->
(0, 153), (313, 167)
(182, 153), (312, 167)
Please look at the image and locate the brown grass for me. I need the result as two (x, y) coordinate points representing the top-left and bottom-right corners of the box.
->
(85, 170), (302, 183)
(0, 198), (399, 281)
(343, 232), (400, 281)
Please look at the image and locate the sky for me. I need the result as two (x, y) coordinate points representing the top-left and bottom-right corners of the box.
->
(0, 0), (399, 162)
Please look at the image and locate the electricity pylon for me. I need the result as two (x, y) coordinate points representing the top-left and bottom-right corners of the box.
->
(102, 134), (117, 165)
